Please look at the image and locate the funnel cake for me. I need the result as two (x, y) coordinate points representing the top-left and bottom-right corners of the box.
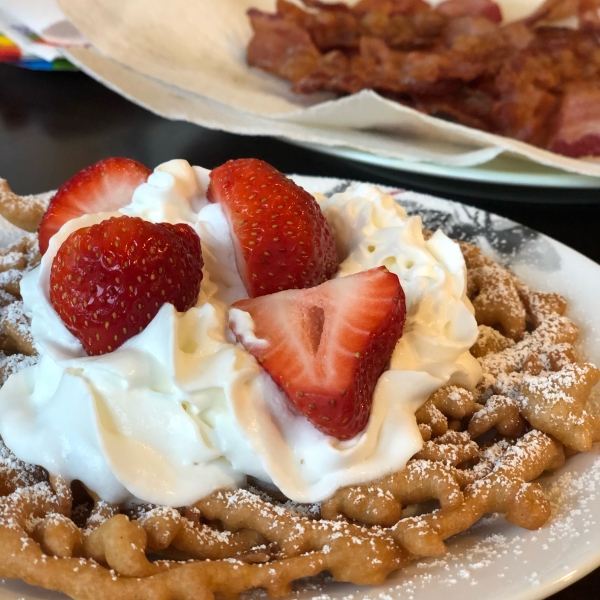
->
(0, 178), (598, 600)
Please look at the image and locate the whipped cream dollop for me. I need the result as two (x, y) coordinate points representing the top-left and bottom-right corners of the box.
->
(0, 161), (481, 505)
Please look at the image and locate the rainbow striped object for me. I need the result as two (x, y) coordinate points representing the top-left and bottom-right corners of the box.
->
(0, 29), (75, 70)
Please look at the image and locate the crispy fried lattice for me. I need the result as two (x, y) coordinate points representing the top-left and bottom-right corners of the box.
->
(468, 395), (526, 439)
(392, 431), (564, 557)
(0, 179), (52, 233)
(471, 325), (515, 358)
(1, 301), (36, 356)
(479, 313), (579, 378)
(0, 430), (569, 598)
(416, 386), (481, 440)
(494, 363), (600, 452)
(321, 460), (465, 526)
(0, 217), (598, 599)
(0, 438), (47, 495)
(413, 430), (480, 466)
(460, 242), (526, 340)
(518, 285), (568, 328)
(0, 231), (42, 384)
(0, 483), (337, 599)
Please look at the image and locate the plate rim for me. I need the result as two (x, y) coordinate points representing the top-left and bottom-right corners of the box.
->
(289, 141), (600, 188)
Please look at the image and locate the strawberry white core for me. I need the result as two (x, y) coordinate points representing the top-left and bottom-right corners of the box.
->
(0, 161), (481, 505)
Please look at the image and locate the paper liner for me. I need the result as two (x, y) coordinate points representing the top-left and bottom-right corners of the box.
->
(59, 0), (600, 178)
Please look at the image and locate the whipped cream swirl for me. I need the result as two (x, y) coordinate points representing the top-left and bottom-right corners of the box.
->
(0, 161), (481, 505)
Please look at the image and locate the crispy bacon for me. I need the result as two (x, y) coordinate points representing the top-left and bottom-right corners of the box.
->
(436, 0), (502, 23)
(412, 88), (497, 131)
(492, 86), (558, 146)
(360, 11), (446, 49)
(579, 0), (600, 32)
(302, 0), (353, 11)
(353, 0), (431, 14)
(500, 22), (535, 50)
(280, 0), (361, 51)
(550, 83), (600, 157)
(247, 9), (321, 82)
(247, 0), (600, 156)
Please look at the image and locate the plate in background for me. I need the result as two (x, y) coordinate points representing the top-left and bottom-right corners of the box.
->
(291, 142), (600, 189)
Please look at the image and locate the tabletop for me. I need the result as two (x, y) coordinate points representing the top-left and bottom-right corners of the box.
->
(0, 62), (599, 600)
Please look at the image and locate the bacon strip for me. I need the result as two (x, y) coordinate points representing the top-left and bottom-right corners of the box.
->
(247, 9), (321, 82)
(436, 0), (502, 23)
(353, 0), (431, 14)
(550, 84), (600, 157)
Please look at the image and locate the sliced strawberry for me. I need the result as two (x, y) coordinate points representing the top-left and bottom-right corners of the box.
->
(208, 158), (338, 297)
(39, 157), (152, 255)
(50, 215), (203, 356)
(230, 267), (406, 440)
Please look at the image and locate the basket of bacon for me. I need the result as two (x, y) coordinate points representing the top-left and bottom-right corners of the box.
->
(55, 0), (600, 179)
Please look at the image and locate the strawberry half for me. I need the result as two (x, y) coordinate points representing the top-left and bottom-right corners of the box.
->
(39, 157), (152, 255)
(230, 267), (406, 440)
(50, 215), (203, 356)
(208, 158), (339, 297)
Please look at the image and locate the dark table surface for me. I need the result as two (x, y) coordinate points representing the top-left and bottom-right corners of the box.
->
(1, 62), (599, 599)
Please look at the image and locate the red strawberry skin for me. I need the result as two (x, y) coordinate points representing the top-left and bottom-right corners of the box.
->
(207, 158), (339, 297)
(230, 267), (406, 440)
(39, 157), (152, 255)
(50, 216), (203, 356)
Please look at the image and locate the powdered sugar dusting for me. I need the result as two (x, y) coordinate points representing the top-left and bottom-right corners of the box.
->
(244, 448), (600, 600)
(0, 182), (52, 220)
(0, 438), (46, 492)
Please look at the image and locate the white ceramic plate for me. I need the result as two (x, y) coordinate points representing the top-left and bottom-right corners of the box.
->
(1, 176), (600, 600)
(290, 142), (600, 188)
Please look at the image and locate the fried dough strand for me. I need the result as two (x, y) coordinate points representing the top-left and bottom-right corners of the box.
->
(392, 431), (564, 556)
(0, 179), (52, 233)
(0, 438), (47, 496)
(321, 459), (465, 526)
(196, 488), (411, 584)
